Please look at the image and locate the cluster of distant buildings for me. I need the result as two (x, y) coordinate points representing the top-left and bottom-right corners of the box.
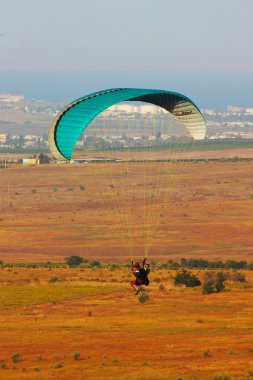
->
(0, 133), (47, 149)
(0, 93), (24, 103)
(0, 92), (253, 149)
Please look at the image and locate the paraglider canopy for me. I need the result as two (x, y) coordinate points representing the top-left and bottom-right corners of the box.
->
(48, 88), (206, 161)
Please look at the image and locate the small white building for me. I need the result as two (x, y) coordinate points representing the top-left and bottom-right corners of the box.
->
(0, 93), (24, 103)
(22, 158), (40, 166)
(0, 134), (8, 143)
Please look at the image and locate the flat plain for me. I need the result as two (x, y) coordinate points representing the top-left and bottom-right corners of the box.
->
(1, 152), (253, 262)
(0, 150), (253, 379)
(0, 267), (252, 379)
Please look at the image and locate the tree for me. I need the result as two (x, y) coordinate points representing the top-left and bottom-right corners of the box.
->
(202, 271), (226, 294)
(65, 256), (84, 266)
(38, 153), (50, 164)
(215, 272), (225, 292)
(174, 269), (201, 287)
(202, 281), (216, 295)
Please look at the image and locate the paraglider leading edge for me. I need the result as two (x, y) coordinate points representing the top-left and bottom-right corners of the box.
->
(48, 88), (206, 161)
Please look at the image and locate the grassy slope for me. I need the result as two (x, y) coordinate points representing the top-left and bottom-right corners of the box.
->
(0, 268), (252, 379)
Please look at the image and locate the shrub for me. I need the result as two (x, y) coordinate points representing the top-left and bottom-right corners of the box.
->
(215, 272), (226, 292)
(0, 260), (3, 266)
(174, 270), (201, 287)
(53, 361), (63, 369)
(216, 278), (225, 292)
(11, 353), (22, 363)
(110, 263), (119, 270)
(90, 261), (101, 268)
(203, 349), (211, 357)
(49, 276), (59, 283)
(138, 293), (150, 303)
(230, 271), (246, 282)
(72, 351), (80, 361)
(79, 184), (85, 191)
(202, 281), (216, 295)
(65, 256), (84, 266)
(202, 271), (226, 294)
(38, 153), (50, 164)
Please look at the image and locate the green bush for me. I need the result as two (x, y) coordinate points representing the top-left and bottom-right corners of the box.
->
(138, 293), (150, 303)
(49, 276), (60, 283)
(174, 269), (201, 287)
(202, 281), (216, 295)
(72, 351), (80, 361)
(11, 353), (22, 363)
(38, 153), (50, 164)
(203, 349), (211, 357)
(65, 256), (84, 266)
(90, 261), (101, 268)
(216, 279), (225, 292)
(215, 272), (226, 292)
(202, 271), (226, 294)
(53, 361), (63, 369)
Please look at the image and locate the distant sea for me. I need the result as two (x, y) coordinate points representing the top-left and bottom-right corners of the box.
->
(0, 70), (252, 108)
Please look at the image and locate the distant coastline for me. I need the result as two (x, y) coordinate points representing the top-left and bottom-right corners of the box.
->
(0, 70), (253, 107)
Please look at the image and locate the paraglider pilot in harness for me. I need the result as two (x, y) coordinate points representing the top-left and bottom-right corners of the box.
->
(131, 258), (150, 294)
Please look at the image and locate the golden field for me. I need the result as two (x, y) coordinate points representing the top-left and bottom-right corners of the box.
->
(0, 150), (253, 379)
(0, 267), (252, 379)
(1, 154), (253, 262)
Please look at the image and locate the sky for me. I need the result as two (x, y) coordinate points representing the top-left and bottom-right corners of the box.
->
(0, 0), (253, 106)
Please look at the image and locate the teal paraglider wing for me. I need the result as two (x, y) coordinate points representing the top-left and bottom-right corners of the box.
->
(48, 88), (206, 161)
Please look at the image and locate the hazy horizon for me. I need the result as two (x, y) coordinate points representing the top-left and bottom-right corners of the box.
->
(0, 69), (253, 108)
(1, 0), (253, 108)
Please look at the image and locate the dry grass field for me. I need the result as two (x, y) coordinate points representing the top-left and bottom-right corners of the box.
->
(1, 155), (253, 262)
(0, 151), (253, 379)
(0, 267), (252, 379)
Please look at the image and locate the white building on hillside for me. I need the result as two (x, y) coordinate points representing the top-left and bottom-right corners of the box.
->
(0, 134), (8, 143)
(0, 93), (24, 102)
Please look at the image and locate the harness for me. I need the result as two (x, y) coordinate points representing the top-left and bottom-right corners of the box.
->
(133, 267), (149, 285)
